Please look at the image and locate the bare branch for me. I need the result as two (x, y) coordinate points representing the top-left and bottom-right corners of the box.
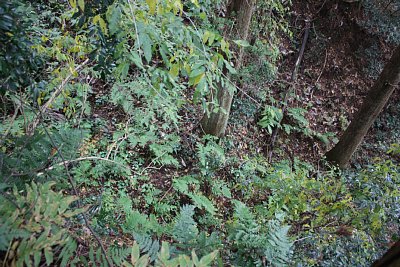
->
(27, 59), (89, 135)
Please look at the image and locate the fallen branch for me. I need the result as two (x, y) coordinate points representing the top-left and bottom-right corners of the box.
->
(38, 121), (114, 267)
(268, 21), (310, 162)
(0, 99), (21, 145)
(316, 48), (328, 84)
(27, 59), (89, 136)
(36, 156), (133, 177)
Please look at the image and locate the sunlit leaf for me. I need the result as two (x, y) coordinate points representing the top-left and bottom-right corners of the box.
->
(233, 39), (251, 47)
(77, 0), (84, 11)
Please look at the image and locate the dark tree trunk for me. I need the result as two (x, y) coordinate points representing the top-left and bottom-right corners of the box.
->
(372, 240), (400, 267)
(227, 0), (242, 15)
(201, 0), (255, 137)
(326, 45), (400, 168)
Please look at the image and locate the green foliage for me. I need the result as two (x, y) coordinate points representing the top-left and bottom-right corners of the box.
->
(173, 205), (199, 244)
(1, 126), (88, 186)
(1, 0), (398, 266)
(238, 0), (291, 87)
(85, 240), (219, 267)
(196, 135), (225, 175)
(0, 182), (81, 266)
(172, 175), (217, 215)
(132, 241), (219, 267)
(388, 143), (400, 155)
(229, 201), (293, 266)
(0, 1), (44, 92)
(258, 103), (336, 145)
(133, 233), (161, 262)
(258, 105), (283, 134)
(288, 159), (400, 265)
(349, 160), (400, 232)
(294, 231), (379, 266)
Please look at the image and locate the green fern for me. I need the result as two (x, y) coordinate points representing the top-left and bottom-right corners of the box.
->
(173, 176), (216, 215)
(196, 136), (225, 175)
(263, 220), (292, 266)
(88, 247), (110, 267)
(123, 209), (163, 235)
(229, 201), (293, 266)
(258, 105), (283, 134)
(108, 246), (132, 266)
(0, 221), (29, 251)
(173, 175), (200, 194)
(59, 238), (78, 267)
(133, 232), (161, 262)
(211, 179), (232, 198)
(1, 127), (88, 185)
(187, 193), (217, 215)
(173, 205), (199, 244)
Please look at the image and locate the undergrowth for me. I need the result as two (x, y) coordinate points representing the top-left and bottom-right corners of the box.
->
(1, 0), (399, 266)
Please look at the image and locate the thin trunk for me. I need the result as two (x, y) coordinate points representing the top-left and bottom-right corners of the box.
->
(201, 0), (255, 137)
(326, 44), (400, 168)
(201, 76), (234, 137)
(231, 0), (254, 69)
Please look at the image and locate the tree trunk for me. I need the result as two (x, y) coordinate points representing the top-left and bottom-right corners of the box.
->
(201, 0), (255, 137)
(326, 44), (400, 168)
(372, 240), (400, 267)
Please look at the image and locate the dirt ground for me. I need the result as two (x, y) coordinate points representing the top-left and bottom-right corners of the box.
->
(229, 0), (399, 166)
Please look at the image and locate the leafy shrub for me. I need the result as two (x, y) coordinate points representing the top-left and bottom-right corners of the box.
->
(0, 1), (43, 92)
(258, 105), (283, 134)
(1, 0), (398, 266)
(0, 182), (81, 266)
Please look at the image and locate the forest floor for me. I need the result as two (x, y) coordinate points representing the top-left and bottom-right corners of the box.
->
(227, 0), (400, 168)
(89, 0), (399, 180)
(83, 0), (400, 257)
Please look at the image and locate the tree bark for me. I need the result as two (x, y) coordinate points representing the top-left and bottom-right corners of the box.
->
(201, 0), (255, 137)
(326, 44), (400, 168)
(372, 240), (400, 267)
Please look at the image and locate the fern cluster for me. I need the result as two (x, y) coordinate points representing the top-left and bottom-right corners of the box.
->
(229, 201), (293, 266)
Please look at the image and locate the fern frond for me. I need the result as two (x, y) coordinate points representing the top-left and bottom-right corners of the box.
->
(108, 246), (131, 265)
(133, 232), (160, 262)
(188, 193), (216, 215)
(264, 220), (293, 267)
(229, 201), (293, 266)
(173, 205), (199, 244)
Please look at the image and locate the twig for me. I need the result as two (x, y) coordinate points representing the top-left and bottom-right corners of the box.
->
(158, 184), (173, 203)
(36, 111), (113, 267)
(316, 48), (328, 84)
(2, 240), (12, 267)
(36, 156), (133, 177)
(268, 21), (311, 162)
(220, 72), (262, 107)
(127, 0), (142, 58)
(139, 151), (168, 175)
(27, 59), (89, 136)
(77, 76), (93, 127)
(315, 0), (329, 16)
(294, 235), (313, 243)
(108, 117), (134, 160)
(0, 100), (21, 145)
(383, 0), (396, 11)
(0, 191), (20, 209)
(291, 21), (310, 82)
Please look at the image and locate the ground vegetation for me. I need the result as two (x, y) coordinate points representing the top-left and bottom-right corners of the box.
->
(0, 0), (399, 266)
